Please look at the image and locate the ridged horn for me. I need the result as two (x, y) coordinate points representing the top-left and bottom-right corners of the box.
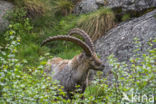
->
(41, 35), (92, 56)
(68, 28), (95, 51)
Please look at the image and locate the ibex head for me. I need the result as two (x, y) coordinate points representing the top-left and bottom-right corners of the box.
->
(88, 53), (104, 71)
(68, 28), (104, 71)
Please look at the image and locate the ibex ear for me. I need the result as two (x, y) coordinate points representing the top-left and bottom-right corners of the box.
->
(84, 52), (92, 57)
(80, 52), (88, 58)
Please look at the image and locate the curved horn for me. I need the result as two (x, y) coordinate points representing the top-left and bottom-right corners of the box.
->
(68, 28), (95, 51)
(41, 35), (92, 56)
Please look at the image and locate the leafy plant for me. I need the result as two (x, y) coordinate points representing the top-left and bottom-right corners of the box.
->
(0, 21), (68, 103)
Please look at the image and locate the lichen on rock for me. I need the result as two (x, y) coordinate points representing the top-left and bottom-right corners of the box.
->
(0, 0), (14, 32)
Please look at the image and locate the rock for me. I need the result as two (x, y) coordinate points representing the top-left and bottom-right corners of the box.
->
(0, 0), (14, 32)
(103, 0), (156, 11)
(95, 10), (156, 77)
(74, 0), (156, 14)
(96, 0), (105, 5)
(74, 0), (98, 14)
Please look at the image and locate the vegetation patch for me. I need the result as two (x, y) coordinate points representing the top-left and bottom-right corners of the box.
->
(0, 1), (155, 103)
(77, 8), (115, 41)
(122, 13), (130, 21)
(52, 0), (74, 16)
(8, 0), (51, 17)
(0, 26), (155, 103)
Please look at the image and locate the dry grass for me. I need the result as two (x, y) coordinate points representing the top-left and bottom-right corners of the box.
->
(52, 0), (74, 16)
(24, 0), (48, 17)
(10, 0), (51, 17)
(77, 8), (115, 41)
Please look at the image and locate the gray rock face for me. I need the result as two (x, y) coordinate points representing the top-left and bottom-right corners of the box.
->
(74, 0), (98, 14)
(95, 10), (156, 75)
(74, 0), (156, 14)
(103, 0), (156, 11)
(0, 0), (14, 32)
(96, 0), (105, 5)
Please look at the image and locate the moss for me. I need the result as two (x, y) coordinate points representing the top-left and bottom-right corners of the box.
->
(122, 13), (130, 21)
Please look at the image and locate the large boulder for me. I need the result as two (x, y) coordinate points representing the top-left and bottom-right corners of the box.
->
(74, 0), (156, 14)
(0, 0), (14, 32)
(95, 9), (156, 76)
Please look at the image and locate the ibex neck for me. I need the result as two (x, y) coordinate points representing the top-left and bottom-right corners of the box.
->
(71, 53), (90, 82)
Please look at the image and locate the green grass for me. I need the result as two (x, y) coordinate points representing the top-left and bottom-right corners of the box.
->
(13, 13), (80, 66)
(14, 8), (114, 66)
(85, 85), (106, 97)
(16, 42), (43, 65)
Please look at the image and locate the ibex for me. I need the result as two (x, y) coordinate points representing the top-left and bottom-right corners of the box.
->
(41, 28), (104, 98)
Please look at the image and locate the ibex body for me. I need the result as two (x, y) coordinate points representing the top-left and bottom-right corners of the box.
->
(41, 28), (104, 98)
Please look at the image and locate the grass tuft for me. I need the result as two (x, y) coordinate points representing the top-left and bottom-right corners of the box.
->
(77, 8), (115, 41)
(9, 0), (51, 17)
(52, 0), (74, 16)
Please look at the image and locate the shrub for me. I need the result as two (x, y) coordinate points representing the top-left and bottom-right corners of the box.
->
(0, 21), (68, 103)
